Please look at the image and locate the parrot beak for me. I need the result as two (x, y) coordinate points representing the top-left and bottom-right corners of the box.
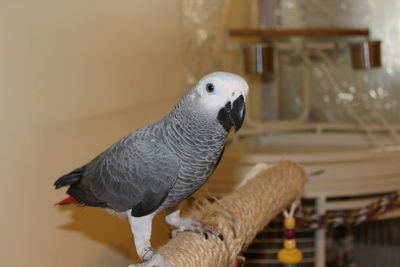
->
(231, 95), (246, 132)
(217, 95), (246, 132)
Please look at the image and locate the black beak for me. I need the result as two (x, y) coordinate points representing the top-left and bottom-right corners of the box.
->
(231, 95), (246, 132)
(217, 95), (246, 132)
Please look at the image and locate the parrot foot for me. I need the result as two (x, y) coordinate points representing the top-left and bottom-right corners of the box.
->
(128, 252), (171, 267)
(167, 210), (223, 240)
(170, 220), (223, 240)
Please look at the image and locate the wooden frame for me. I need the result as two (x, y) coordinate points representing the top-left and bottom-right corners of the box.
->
(229, 28), (370, 38)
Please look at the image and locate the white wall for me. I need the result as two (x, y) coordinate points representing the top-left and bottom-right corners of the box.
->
(0, 1), (185, 266)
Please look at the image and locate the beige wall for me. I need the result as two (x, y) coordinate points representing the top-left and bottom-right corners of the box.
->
(0, 1), (185, 266)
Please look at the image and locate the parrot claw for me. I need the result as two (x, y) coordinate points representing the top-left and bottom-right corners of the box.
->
(166, 209), (224, 241)
(171, 219), (223, 241)
(128, 252), (171, 267)
(142, 248), (156, 261)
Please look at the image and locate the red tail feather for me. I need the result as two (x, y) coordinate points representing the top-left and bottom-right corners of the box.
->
(54, 196), (76, 206)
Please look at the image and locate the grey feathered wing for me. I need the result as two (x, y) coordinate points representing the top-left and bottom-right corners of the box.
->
(68, 135), (179, 217)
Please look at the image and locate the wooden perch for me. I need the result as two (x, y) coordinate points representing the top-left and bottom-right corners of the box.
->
(158, 161), (308, 267)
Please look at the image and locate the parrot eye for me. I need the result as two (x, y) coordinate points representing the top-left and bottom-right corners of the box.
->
(206, 83), (215, 93)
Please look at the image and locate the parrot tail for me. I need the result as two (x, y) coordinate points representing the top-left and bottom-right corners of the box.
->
(54, 196), (76, 206)
(54, 166), (85, 189)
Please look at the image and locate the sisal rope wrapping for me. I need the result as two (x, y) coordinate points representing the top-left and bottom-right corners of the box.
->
(158, 160), (308, 267)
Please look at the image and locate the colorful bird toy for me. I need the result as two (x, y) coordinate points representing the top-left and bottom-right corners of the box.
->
(278, 203), (303, 267)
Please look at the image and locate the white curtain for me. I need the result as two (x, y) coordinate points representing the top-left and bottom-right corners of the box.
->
(180, 0), (232, 86)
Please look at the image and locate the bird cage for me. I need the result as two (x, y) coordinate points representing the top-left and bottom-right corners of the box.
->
(214, 26), (400, 267)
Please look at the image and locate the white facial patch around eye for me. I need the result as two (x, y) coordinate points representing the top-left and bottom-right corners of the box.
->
(194, 72), (249, 112)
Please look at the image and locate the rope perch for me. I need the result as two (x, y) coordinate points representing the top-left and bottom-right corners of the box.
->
(159, 160), (308, 267)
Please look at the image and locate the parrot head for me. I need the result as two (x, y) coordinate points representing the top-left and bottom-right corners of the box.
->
(190, 72), (249, 132)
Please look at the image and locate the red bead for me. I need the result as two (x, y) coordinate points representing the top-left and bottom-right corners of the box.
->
(284, 229), (295, 239)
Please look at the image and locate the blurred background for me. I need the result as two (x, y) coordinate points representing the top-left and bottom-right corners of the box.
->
(1, 0), (399, 267)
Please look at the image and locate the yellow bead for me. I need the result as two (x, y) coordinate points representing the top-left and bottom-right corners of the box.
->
(284, 239), (296, 250)
(284, 217), (296, 229)
(278, 248), (303, 264)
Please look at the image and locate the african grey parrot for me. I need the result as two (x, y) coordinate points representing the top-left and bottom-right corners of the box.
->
(54, 72), (249, 266)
